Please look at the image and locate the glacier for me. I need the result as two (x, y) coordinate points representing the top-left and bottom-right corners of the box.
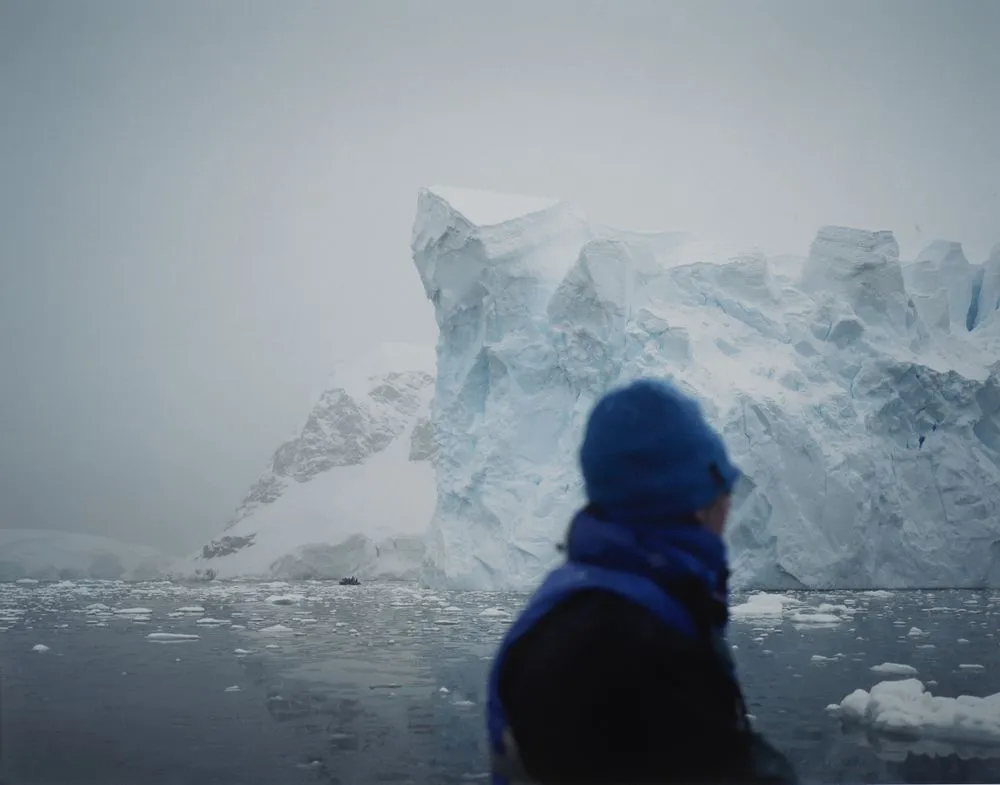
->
(0, 529), (171, 581)
(412, 185), (1000, 591)
(183, 343), (436, 581)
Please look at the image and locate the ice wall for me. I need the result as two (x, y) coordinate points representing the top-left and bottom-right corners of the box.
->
(412, 186), (1000, 590)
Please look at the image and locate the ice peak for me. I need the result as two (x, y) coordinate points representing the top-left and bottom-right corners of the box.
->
(905, 239), (979, 333)
(424, 185), (562, 227)
(916, 239), (969, 267)
(800, 227), (913, 333)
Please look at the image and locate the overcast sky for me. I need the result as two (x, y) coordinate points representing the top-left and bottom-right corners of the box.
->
(1, 0), (997, 553)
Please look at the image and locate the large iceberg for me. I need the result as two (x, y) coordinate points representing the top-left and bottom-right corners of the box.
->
(412, 185), (1000, 590)
(183, 343), (436, 581)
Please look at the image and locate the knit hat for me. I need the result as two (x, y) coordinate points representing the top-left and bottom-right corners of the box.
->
(579, 379), (740, 523)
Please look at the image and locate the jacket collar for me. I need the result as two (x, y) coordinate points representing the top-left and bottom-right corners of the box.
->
(564, 505), (731, 615)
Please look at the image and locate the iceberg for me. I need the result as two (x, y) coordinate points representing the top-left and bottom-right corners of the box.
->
(411, 185), (1000, 590)
(182, 343), (436, 581)
(834, 679), (1000, 747)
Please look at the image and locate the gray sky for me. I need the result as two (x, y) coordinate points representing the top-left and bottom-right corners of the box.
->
(1, 0), (998, 554)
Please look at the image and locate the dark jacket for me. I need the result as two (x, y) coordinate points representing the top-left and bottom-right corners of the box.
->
(489, 508), (796, 785)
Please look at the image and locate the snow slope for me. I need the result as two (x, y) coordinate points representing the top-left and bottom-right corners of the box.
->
(183, 343), (436, 580)
(0, 529), (171, 581)
(411, 185), (1000, 590)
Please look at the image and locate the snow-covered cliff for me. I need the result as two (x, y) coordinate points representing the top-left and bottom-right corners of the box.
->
(412, 185), (1000, 591)
(184, 343), (436, 580)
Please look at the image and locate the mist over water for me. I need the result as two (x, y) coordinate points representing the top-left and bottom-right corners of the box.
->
(2, 0), (999, 553)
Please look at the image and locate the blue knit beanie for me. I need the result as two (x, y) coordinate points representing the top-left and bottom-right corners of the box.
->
(579, 379), (740, 523)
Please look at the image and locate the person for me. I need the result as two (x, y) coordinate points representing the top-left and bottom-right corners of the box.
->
(486, 378), (797, 785)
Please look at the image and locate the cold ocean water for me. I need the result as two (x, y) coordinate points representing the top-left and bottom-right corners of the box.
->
(1, 581), (998, 785)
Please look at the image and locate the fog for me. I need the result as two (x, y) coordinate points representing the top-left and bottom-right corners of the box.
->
(1, 0), (997, 554)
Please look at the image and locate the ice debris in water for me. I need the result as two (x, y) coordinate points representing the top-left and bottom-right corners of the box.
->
(31, 644), (49, 653)
(479, 607), (509, 618)
(871, 662), (919, 676)
(730, 593), (789, 618)
(224, 685), (241, 693)
(833, 679), (1000, 745)
(259, 624), (293, 634)
(176, 606), (205, 613)
(146, 633), (199, 641)
(266, 595), (304, 606)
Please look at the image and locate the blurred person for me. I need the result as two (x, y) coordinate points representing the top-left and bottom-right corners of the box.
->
(487, 379), (796, 785)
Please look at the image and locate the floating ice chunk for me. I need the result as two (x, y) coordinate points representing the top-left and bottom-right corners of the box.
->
(115, 607), (153, 615)
(16, 579), (39, 585)
(871, 662), (918, 676)
(266, 595), (304, 606)
(731, 593), (787, 619)
(258, 624), (293, 634)
(195, 617), (230, 626)
(907, 627), (925, 637)
(817, 603), (854, 615)
(233, 648), (252, 655)
(176, 606), (205, 613)
(959, 664), (985, 671)
(790, 612), (843, 624)
(146, 632), (199, 641)
(224, 685), (241, 692)
(479, 607), (509, 618)
(31, 644), (49, 652)
(835, 679), (1000, 746)
(958, 638), (970, 644)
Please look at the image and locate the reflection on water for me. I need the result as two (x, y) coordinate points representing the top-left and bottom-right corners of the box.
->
(0, 580), (998, 784)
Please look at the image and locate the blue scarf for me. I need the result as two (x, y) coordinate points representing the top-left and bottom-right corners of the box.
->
(563, 506), (731, 624)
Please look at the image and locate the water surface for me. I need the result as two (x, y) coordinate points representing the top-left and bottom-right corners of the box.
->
(1, 581), (998, 784)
